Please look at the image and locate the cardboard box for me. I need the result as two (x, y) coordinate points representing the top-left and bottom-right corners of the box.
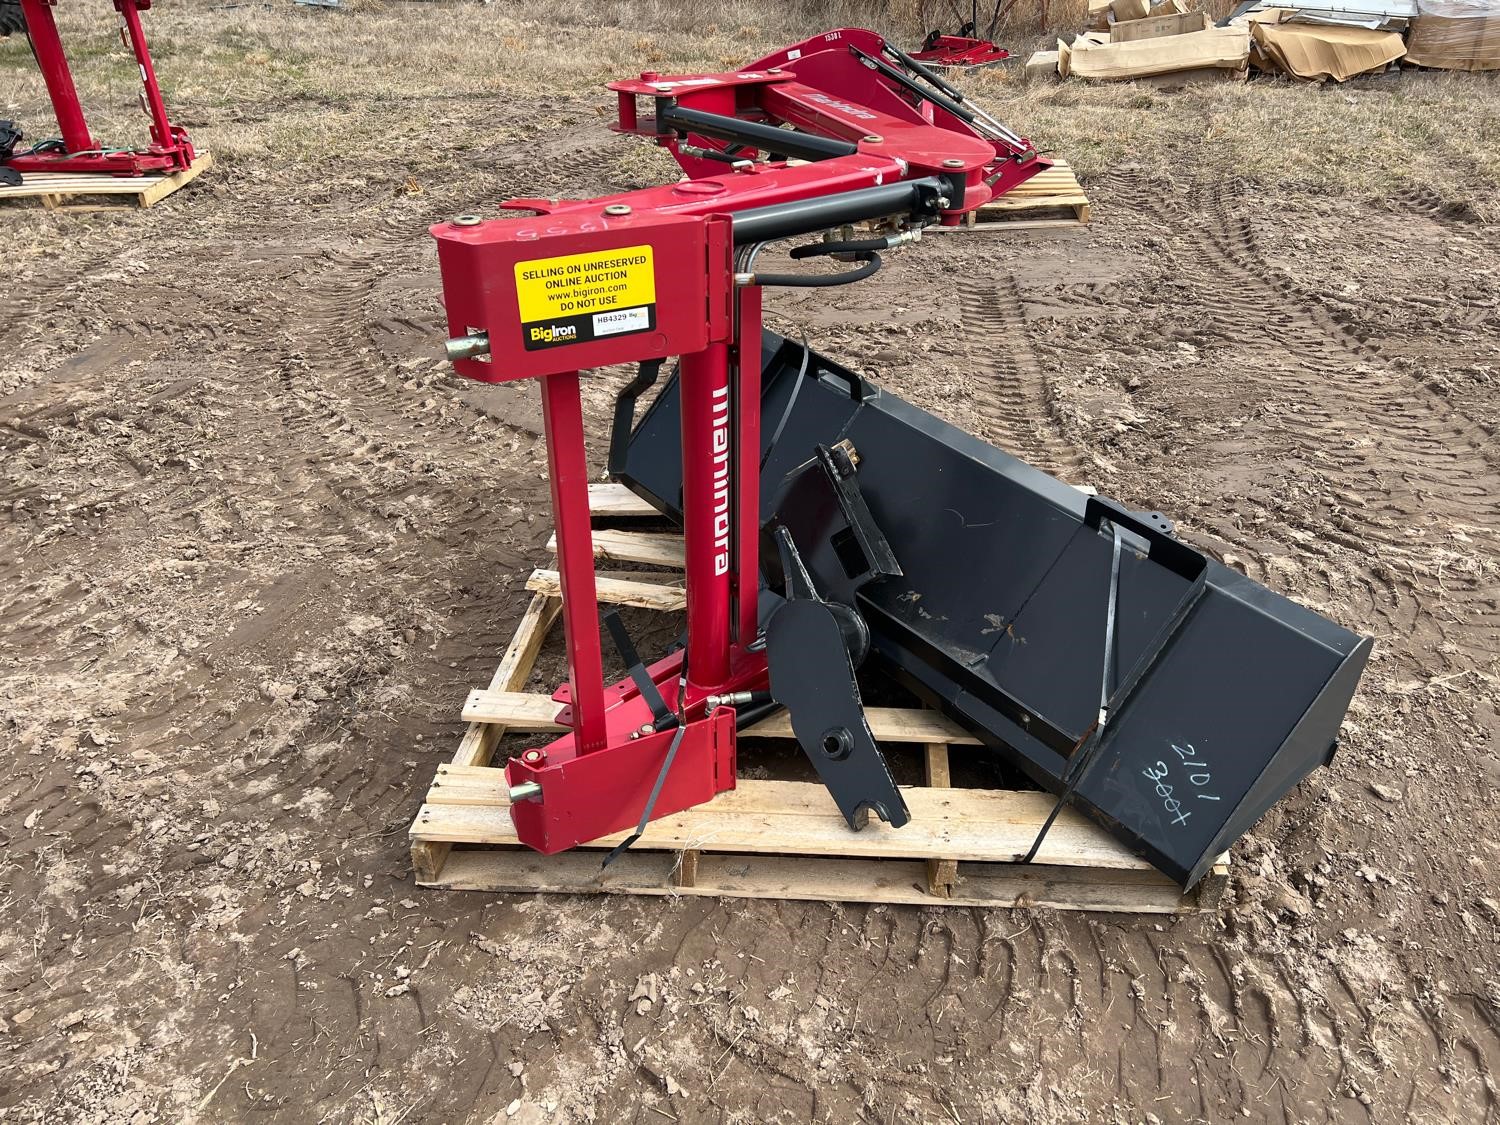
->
(1406, 5), (1500, 70)
(1111, 9), (1209, 41)
(1136, 64), (1250, 86)
(1110, 0), (1153, 23)
(1069, 26), (1251, 79)
(1026, 49), (1062, 76)
(1250, 22), (1406, 79)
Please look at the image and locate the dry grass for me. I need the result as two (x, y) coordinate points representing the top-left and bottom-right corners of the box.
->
(1, 0), (1497, 212)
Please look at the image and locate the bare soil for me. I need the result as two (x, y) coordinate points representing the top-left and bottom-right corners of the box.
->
(2, 4), (1499, 1123)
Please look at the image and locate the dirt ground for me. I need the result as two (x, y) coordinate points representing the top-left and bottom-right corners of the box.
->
(3, 3), (1499, 1122)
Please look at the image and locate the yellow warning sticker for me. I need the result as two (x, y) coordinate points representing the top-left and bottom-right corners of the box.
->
(515, 244), (655, 320)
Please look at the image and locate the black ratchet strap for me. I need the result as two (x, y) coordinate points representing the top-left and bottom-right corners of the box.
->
(602, 723), (687, 868)
(602, 607), (674, 732)
(602, 646), (690, 869)
(1021, 521), (1124, 865)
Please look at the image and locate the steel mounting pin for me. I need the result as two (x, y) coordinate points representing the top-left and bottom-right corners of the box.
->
(603, 203), (632, 216)
(863, 134), (883, 143)
(452, 214), (483, 226)
(445, 333), (490, 362)
(942, 158), (965, 169)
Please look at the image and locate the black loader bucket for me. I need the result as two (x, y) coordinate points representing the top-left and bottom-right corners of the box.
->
(618, 332), (1372, 889)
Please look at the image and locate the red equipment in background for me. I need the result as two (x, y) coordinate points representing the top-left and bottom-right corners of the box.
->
(433, 28), (1049, 856)
(912, 1), (1014, 68)
(4, 0), (194, 177)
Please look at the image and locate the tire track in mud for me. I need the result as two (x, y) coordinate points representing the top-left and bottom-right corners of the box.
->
(1038, 171), (1500, 1116)
(0, 221), (551, 1119)
(781, 902), (1496, 1121)
(959, 276), (1089, 482)
(1207, 197), (1498, 676)
(1097, 175), (1500, 679)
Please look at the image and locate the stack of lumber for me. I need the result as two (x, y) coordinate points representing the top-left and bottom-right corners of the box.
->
(1028, 0), (1252, 84)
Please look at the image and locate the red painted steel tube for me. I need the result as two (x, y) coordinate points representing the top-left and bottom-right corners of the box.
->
(539, 372), (609, 752)
(679, 344), (734, 689)
(19, 0), (94, 154)
(733, 284), (762, 646)
(115, 0), (173, 154)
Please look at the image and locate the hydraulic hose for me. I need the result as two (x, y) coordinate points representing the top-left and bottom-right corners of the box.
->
(788, 236), (892, 259)
(751, 252), (882, 288)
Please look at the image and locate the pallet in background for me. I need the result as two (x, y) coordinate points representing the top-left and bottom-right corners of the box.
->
(409, 482), (1226, 913)
(0, 152), (213, 211)
(949, 158), (1090, 230)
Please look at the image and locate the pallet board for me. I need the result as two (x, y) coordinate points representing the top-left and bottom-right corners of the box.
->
(0, 152), (213, 211)
(408, 487), (1227, 912)
(950, 158), (1090, 230)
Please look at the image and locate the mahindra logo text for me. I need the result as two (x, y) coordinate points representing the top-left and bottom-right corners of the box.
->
(711, 384), (730, 576)
(803, 91), (877, 122)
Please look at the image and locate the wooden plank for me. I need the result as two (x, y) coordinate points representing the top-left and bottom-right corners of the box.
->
(0, 152), (213, 208)
(923, 744), (952, 788)
(460, 689), (567, 728)
(588, 482), (657, 518)
(139, 153), (213, 208)
(424, 847), (1207, 914)
(545, 528), (685, 569)
(674, 849), (700, 888)
(458, 691), (983, 745)
(985, 192), (1090, 211)
(934, 218), (1088, 235)
(452, 595), (561, 766)
(923, 743), (957, 898)
(750, 705), (980, 745)
(409, 591), (560, 882)
(525, 568), (685, 611)
(411, 776), (1153, 870)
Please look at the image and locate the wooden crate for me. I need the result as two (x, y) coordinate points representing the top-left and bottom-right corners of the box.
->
(408, 483), (1226, 913)
(0, 152), (212, 211)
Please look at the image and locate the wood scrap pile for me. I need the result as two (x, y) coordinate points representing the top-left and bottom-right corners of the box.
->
(1031, 0), (1253, 85)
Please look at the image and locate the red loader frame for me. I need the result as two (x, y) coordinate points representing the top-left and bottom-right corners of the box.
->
(6, 0), (194, 176)
(432, 29), (1049, 856)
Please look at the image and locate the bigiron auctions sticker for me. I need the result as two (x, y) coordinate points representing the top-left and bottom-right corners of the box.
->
(514, 245), (657, 351)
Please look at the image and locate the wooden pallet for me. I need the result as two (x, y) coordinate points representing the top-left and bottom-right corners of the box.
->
(950, 157), (1090, 230)
(0, 152), (213, 211)
(409, 483), (1226, 913)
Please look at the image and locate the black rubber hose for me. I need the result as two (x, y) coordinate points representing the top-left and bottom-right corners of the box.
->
(753, 252), (881, 288)
(788, 236), (891, 259)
